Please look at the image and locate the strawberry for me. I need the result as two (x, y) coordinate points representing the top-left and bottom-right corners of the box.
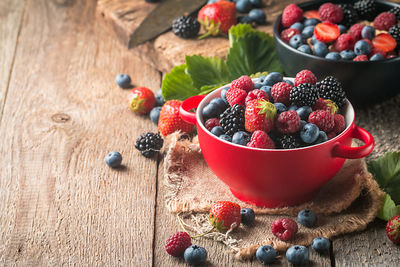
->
(245, 99), (277, 133)
(128, 87), (155, 114)
(314, 22), (340, 43)
(226, 87), (247, 106)
(209, 201), (241, 231)
(312, 98), (338, 114)
(198, 1), (236, 39)
(158, 100), (194, 136)
(386, 215), (400, 245)
(372, 33), (397, 53)
(304, 10), (321, 20)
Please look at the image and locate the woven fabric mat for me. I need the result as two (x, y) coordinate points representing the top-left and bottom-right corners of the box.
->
(162, 133), (386, 260)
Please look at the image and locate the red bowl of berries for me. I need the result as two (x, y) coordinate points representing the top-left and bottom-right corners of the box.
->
(179, 72), (374, 208)
(273, 0), (400, 105)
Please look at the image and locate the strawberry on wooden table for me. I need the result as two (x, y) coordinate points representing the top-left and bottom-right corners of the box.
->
(158, 100), (194, 136)
(128, 87), (155, 114)
(209, 201), (241, 232)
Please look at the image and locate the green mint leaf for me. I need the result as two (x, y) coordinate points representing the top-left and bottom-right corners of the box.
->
(377, 193), (400, 221)
(368, 152), (400, 204)
(162, 64), (199, 101)
(186, 55), (230, 89)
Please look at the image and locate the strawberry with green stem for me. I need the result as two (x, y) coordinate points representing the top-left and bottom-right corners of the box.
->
(386, 215), (400, 245)
(128, 87), (155, 114)
(245, 99), (277, 133)
(158, 100), (194, 136)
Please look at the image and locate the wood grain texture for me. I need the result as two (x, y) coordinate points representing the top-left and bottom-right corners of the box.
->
(0, 0), (160, 265)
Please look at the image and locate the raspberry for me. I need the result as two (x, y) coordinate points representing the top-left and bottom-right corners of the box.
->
(312, 98), (338, 114)
(205, 118), (220, 131)
(282, 4), (303, 28)
(226, 88), (247, 106)
(280, 28), (300, 43)
(271, 82), (293, 106)
(334, 34), (355, 51)
(318, 3), (343, 24)
(247, 130), (275, 149)
(373, 12), (396, 31)
(353, 55), (368, 61)
(276, 111), (301, 134)
(349, 23), (365, 41)
(271, 218), (298, 241)
(294, 70), (317, 86)
(231, 75), (254, 92)
(165, 232), (192, 257)
(308, 110), (334, 132)
(245, 89), (269, 105)
(331, 114), (346, 134)
(327, 131), (337, 140)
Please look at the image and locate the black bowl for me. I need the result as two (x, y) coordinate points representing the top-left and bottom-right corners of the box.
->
(273, 0), (400, 106)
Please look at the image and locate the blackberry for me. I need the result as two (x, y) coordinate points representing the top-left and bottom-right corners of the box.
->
(388, 6), (400, 20)
(135, 132), (164, 158)
(277, 135), (301, 149)
(338, 4), (359, 28)
(219, 104), (245, 136)
(353, 0), (377, 20)
(316, 76), (346, 108)
(389, 25), (400, 47)
(290, 83), (318, 107)
(172, 16), (200, 39)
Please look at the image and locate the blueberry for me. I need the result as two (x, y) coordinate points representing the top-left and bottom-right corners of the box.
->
(264, 72), (283, 86)
(304, 18), (320, 26)
(210, 97), (229, 112)
(301, 25), (315, 39)
(314, 131), (328, 144)
(340, 50), (356, 60)
(249, 9), (266, 24)
(256, 245), (276, 264)
(105, 151), (122, 168)
(240, 208), (255, 225)
(249, 0), (262, 8)
(155, 89), (165, 106)
(338, 24), (347, 34)
(296, 106), (312, 120)
(184, 245), (207, 265)
(297, 209), (317, 227)
(202, 103), (219, 119)
(361, 25), (375, 40)
(211, 126), (224, 136)
(115, 74), (131, 89)
(297, 44), (312, 54)
(260, 85), (272, 98)
(274, 103), (287, 114)
(311, 35), (319, 45)
(289, 34), (304, 49)
(290, 22), (304, 32)
(232, 131), (251, 146)
(313, 42), (329, 57)
(286, 245), (309, 265)
(253, 82), (263, 89)
(283, 79), (294, 86)
(300, 123), (319, 143)
(370, 53), (384, 61)
(238, 15), (253, 24)
(236, 0), (252, 13)
(354, 40), (371, 55)
(221, 87), (229, 103)
(288, 104), (298, 111)
(219, 134), (232, 142)
(312, 237), (331, 253)
(300, 120), (307, 129)
(149, 106), (162, 124)
(325, 52), (341, 60)
(257, 75), (266, 84)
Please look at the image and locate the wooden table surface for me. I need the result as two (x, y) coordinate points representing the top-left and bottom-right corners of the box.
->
(1, 0), (399, 266)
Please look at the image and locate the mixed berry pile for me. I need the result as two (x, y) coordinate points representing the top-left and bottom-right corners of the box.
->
(280, 1), (400, 61)
(201, 70), (347, 149)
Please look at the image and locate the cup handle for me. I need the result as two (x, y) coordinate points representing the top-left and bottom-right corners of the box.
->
(179, 95), (206, 125)
(331, 125), (375, 159)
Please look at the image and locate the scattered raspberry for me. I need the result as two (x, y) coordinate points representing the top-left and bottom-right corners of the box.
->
(353, 55), (368, 61)
(308, 110), (334, 132)
(374, 12), (396, 31)
(294, 70), (317, 86)
(231, 75), (254, 92)
(349, 23), (365, 41)
(327, 131), (337, 140)
(331, 114), (346, 134)
(271, 82), (293, 106)
(245, 89), (269, 105)
(165, 232), (192, 257)
(314, 22), (340, 43)
(334, 33), (355, 51)
(280, 28), (300, 43)
(312, 98), (338, 114)
(226, 87), (247, 106)
(372, 33), (397, 53)
(276, 111), (301, 134)
(271, 218), (298, 241)
(318, 3), (343, 23)
(205, 118), (220, 131)
(247, 130), (275, 149)
(282, 4), (303, 28)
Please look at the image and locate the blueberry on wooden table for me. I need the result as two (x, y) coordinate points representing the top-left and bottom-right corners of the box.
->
(286, 245), (309, 265)
(184, 245), (207, 265)
(105, 151), (122, 168)
(115, 74), (131, 89)
(312, 237), (331, 253)
(256, 245), (276, 264)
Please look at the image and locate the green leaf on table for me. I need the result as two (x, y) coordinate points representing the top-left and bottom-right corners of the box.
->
(377, 193), (400, 221)
(162, 64), (199, 101)
(186, 55), (230, 88)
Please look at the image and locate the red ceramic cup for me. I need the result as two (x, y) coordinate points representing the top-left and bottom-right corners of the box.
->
(179, 83), (374, 208)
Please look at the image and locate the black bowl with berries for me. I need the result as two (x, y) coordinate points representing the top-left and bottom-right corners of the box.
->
(273, 0), (400, 106)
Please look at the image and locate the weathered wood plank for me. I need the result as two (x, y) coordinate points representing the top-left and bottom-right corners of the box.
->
(0, 0), (160, 265)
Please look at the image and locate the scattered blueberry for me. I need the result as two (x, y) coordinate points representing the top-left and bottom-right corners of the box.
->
(283, 79), (294, 86)
(105, 151), (122, 168)
(286, 245), (309, 265)
(314, 131), (328, 144)
(296, 106), (312, 120)
(301, 25), (315, 39)
(240, 208), (255, 225)
(361, 25), (375, 40)
(184, 245), (207, 265)
(370, 53), (384, 61)
(340, 50), (356, 60)
(290, 22), (304, 32)
(219, 134), (232, 142)
(155, 89), (165, 106)
(249, 9), (266, 24)
(325, 52), (342, 60)
(236, 0), (252, 13)
(249, 0), (262, 8)
(354, 40), (371, 55)
(260, 85), (272, 98)
(313, 42), (329, 57)
(256, 245), (276, 264)
(264, 72), (283, 86)
(288, 104), (298, 111)
(238, 15), (253, 24)
(297, 209), (317, 227)
(304, 18), (320, 26)
(338, 24), (347, 34)
(312, 237), (331, 253)
(115, 74), (131, 89)
(300, 123), (319, 143)
(232, 131), (251, 146)
(289, 34), (304, 49)
(297, 44), (312, 55)
(274, 102), (287, 114)
(211, 126), (224, 136)
(150, 106), (162, 124)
